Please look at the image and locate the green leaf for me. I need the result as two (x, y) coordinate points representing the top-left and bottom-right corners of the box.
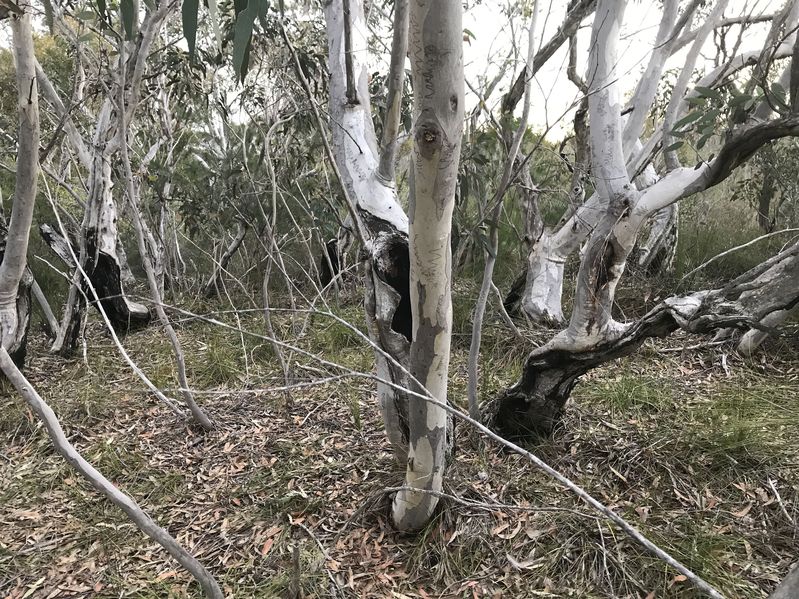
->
(697, 108), (721, 124)
(95, 0), (107, 17)
(664, 141), (684, 152)
(463, 28), (476, 40)
(182, 0), (199, 61)
(672, 110), (703, 130)
(207, 0), (222, 52)
(233, 0), (269, 83)
(685, 97), (706, 107)
(78, 33), (95, 43)
(696, 133), (713, 150)
(120, 0), (136, 40)
(694, 86), (722, 100)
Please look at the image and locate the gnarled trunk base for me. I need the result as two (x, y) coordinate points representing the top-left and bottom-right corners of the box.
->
(86, 233), (151, 333)
(363, 230), (412, 463)
(3, 269), (32, 368)
(40, 224), (150, 355)
(486, 323), (673, 440)
(488, 240), (799, 440)
(0, 224), (33, 367)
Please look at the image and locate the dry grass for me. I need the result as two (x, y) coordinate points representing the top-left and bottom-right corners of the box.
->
(1, 298), (797, 598)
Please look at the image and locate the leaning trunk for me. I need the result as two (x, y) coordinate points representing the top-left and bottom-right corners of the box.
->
(490, 240), (799, 438)
(637, 203), (679, 274)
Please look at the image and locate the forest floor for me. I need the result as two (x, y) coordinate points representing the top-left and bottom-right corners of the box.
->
(0, 288), (798, 599)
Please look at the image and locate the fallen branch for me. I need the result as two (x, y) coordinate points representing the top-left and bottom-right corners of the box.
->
(0, 347), (223, 598)
(160, 303), (726, 599)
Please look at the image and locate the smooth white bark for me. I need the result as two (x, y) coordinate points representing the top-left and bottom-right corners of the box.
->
(0, 8), (39, 353)
(392, 0), (464, 531)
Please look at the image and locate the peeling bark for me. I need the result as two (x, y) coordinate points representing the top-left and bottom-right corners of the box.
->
(324, 0), (414, 462)
(636, 203), (679, 274)
(0, 226), (32, 366)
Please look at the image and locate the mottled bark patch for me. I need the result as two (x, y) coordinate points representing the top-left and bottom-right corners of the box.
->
(0, 223), (33, 367)
(410, 283), (445, 386)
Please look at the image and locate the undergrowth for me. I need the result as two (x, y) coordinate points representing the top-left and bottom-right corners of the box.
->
(1, 279), (797, 598)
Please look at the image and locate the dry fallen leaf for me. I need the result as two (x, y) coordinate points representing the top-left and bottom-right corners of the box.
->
(731, 502), (753, 519)
(506, 553), (538, 571)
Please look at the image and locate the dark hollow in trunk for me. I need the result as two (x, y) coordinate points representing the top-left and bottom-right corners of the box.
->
(0, 226), (33, 368)
(369, 232), (412, 342)
(319, 238), (340, 287)
(40, 224), (150, 340)
(503, 267), (527, 317)
(85, 233), (151, 333)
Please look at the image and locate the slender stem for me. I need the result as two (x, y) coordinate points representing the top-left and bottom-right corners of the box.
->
(0, 347), (223, 599)
(377, 0), (409, 181)
(467, 5), (538, 421)
(342, 0), (359, 104)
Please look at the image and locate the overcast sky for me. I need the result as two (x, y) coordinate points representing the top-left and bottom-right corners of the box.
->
(461, 0), (775, 139)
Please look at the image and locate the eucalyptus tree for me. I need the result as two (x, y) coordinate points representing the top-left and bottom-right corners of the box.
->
(0, 4), (222, 595)
(390, 0), (464, 531)
(489, 0), (799, 439)
(35, 0), (179, 354)
(0, 0), (39, 365)
(317, 0), (414, 462)
(510, 0), (789, 324)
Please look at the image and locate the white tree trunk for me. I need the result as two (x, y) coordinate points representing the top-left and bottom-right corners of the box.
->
(522, 231), (566, 324)
(771, 564), (799, 599)
(324, 0), (413, 462)
(392, 0), (463, 531)
(0, 7), (39, 364)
